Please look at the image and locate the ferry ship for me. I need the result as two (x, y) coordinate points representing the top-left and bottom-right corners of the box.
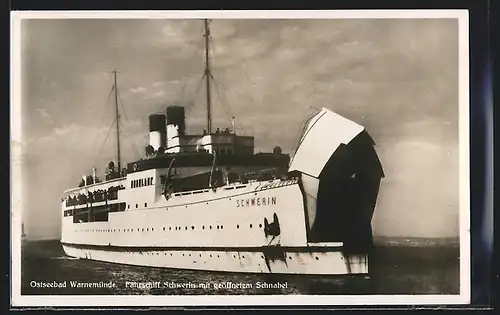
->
(60, 20), (384, 275)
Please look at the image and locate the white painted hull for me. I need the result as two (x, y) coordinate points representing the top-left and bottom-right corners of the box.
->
(61, 176), (372, 276)
(61, 243), (368, 275)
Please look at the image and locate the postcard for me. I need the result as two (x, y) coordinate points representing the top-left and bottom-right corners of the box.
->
(10, 9), (470, 307)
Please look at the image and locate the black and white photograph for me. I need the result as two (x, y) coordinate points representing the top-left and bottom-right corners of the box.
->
(11, 10), (470, 307)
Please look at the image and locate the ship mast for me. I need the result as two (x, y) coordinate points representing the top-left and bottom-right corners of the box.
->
(204, 19), (212, 135)
(111, 69), (121, 173)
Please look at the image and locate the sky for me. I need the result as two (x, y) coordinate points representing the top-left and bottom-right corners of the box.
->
(16, 18), (460, 240)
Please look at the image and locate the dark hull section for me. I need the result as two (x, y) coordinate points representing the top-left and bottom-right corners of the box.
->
(307, 130), (384, 254)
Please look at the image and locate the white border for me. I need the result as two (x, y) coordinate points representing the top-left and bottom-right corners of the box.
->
(10, 10), (470, 307)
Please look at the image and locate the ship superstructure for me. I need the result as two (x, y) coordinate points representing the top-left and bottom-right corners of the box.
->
(60, 19), (384, 276)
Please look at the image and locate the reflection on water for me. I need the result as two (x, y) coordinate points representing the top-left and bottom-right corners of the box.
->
(21, 240), (459, 295)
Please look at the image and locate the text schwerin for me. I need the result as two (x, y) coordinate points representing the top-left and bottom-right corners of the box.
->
(29, 280), (116, 288)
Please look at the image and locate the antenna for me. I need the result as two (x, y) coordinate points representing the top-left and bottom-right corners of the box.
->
(204, 19), (212, 134)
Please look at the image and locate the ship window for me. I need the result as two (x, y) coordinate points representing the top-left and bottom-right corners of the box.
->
(185, 226), (188, 230)
(152, 228), (154, 231)
(163, 227), (165, 231)
(142, 228), (144, 231)
(191, 226), (195, 230)
(136, 204), (138, 208)
(128, 205), (130, 209)
(169, 227), (172, 230)
(236, 224), (239, 229)
(250, 224), (253, 228)
(145, 203), (147, 207)
(259, 224), (262, 228)
(202, 226), (205, 230)
(146, 228), (149, 231)
(209, 225), (212, 229)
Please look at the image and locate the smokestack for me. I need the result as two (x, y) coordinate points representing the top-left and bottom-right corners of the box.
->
(92, 167), (97, 182)
(166, 106), (186, 149)
(149, 114), (166, 151)
(231, 117), (236, 133)
(82, 175), (87, 186)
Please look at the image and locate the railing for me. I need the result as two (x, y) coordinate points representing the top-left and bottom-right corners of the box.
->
(65, 185), (125, 206)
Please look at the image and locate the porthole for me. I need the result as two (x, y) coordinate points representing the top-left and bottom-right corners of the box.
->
(185, 226), (188, 230)
(210, 254), (212, 257)
(233, 255), (236, 258)
(315, 257), (319, 260)
(236, 225), (239, 229)
(250, 224), (253, 228)
(147, 228), (149, 231)
(182, 254), (185, 257)
(288, 256), (292, 260)
(163, 227), (165, 231)
(202, 226), (205, 229)
(189, 254), (191, 257)
(217, 255), (220, 258)
(199, 254), (202, 257)
(259, 224), (262, 228)
(216, 225), (219, 229)
(152, 228), (154, 231)
(221, 225), (224, 229)
(210, 226), (212, 230)
(242, 255), (245, 258)
(135, 204), (138, 208)
(169, 227), (172, 231)
(145, 203), (147, 207)
(191, 226), (195, 230)
(142, 228), (144, 232)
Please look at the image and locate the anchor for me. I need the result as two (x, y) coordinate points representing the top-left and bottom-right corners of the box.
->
(264, 212), (281, 238)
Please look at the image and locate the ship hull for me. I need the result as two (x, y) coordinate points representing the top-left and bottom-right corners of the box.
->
(61, 242), (368, 275)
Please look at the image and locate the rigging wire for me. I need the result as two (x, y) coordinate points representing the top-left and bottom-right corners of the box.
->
(88, 85), (115, 158)
(211, 77), (233, 123)
(117, 88), (144, 159)
(183, 74), (206, 124)
(91, 115), (117, 169)
(207, 35), (234, 125)
(178, 23), (206, 109)
(209, 34), (249, 134)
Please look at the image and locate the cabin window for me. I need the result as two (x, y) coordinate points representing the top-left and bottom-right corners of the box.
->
(144, 203), (147, 207)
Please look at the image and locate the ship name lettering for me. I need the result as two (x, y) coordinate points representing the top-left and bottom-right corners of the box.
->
(236, 197), (277, 207)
